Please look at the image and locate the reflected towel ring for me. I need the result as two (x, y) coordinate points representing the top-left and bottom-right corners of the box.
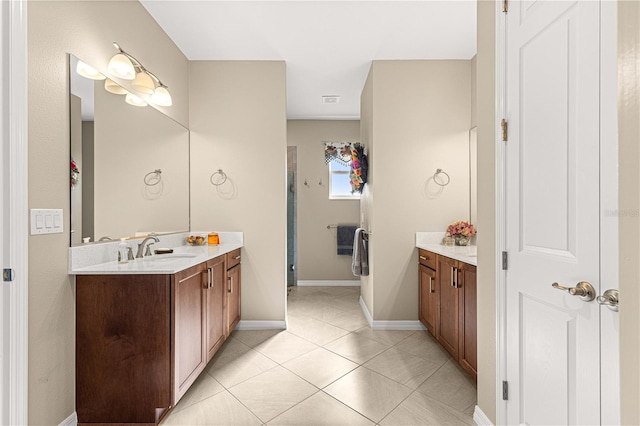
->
(144, 169), (162, 186)
(433, 168), (450, 186)
(210, 169), (228, 186)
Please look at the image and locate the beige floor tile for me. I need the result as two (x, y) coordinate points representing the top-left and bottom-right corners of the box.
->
(211, 336), (253, 362)
(393, 330), (451, 363)
(287, 314), (351, 346)
(160, 390), (262, 426)
(324, 367), (413, 423)
(379, 391), (475, 426)
(233, 329), (283, 348)
(172, 371), (225, 413)
(295, 303), (349, 323)
(363, 347), (445, 389)
(324, 333), (389, 364)
(325, 310), (369, 332)
(253, 331), (319, 364)
(228, 366), (319, 423)
(282, 347), (358, 388)
(268, 391), (374, 426)
(416, 359), (477, 412)
(354, 328), (415, 346)
(207, 348), (278, 388)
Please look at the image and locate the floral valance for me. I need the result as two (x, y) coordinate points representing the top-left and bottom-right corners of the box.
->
(324, 141), (368, 194)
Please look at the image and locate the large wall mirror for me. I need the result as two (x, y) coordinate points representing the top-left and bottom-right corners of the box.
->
(69, 55), (190, 246)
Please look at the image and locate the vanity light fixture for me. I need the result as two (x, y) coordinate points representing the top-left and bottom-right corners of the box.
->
(104, 78), (128, 95)
(76, 60), (106, 80)
(125, 92), (148, 107)
(107, 42), (173, 107)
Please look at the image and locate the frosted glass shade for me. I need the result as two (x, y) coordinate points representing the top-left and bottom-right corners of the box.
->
(108, 53), (135, 80)
(104, 78), (128, 95)
(125, 93), (147, 107)
(151, 86), (173, 107)
(76, 60), (105, 80)
(132, 71), (155, 95)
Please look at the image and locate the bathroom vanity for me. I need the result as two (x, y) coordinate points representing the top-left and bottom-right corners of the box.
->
(71, 237), (242, 425)
(416, 233), (477, 380)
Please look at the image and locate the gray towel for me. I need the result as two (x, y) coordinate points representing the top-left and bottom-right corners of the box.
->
(352, 228), (369, 277)
(337, 225), (357, 255)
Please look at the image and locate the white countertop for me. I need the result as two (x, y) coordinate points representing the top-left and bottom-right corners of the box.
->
(416, 232), (477, 266)
(69, 232), (243, 275)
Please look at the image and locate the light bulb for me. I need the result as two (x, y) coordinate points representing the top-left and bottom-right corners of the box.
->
(151, 86), (172, 106)
(104, 78), (128, 95)
(132, 71), (155, 95)
(108, 53), (135, 80)
(125, 93), (147, 107)
(76, 60), (105, 80)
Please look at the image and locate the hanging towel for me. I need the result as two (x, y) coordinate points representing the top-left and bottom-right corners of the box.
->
(337, 225), (357, 255)
(352, 228), (369, 277)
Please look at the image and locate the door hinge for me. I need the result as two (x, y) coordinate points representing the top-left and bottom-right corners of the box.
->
(502, 0), (508, 13)
(502, 380), (509, 400)
(501, 118), (508, 141)
(502, 251), (508, 270)
(3, 268), (14, 282)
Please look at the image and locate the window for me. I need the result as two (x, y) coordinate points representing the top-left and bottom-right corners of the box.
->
(329, 161), (360, 200)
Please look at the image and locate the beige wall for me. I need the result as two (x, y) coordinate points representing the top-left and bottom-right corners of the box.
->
(27, 1), (189, 423)
(287, 120), (360, 281)
(361, 60), (471, 320)
(475, 0), (497, 422)
(189, 61), (287, 322)
(93, 84), (189, 240)
(619, 0), (640, 423)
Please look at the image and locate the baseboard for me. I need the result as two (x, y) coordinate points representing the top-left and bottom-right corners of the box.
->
(358, 296), (426, 330)
(236, 320), (287, 330)
(297, 280), (360, 287)
(59, 411), (77, 426)
(473, 405), (493, 426)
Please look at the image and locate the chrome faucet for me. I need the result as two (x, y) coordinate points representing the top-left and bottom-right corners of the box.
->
(136, 236), (160, 259)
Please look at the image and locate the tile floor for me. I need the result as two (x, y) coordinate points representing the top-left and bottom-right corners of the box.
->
(161, 286), (476, 425)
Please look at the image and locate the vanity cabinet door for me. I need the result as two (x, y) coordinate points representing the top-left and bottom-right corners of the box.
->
(226, 264), (241, 335)
(459, 262), (477, 380)
(173, 263), (207, 403)
(437, 255), (460, 360)
(205, 256), (226, 362)
(419, 264), (438, 336)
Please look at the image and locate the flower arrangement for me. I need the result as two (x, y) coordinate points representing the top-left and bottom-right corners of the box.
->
(446, 220), (477, 244)
(71, 160), (80, 188)
(350, 143), (368, 194)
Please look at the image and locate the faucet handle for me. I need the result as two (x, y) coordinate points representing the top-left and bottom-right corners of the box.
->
(145, 242), (155, 257)
(127, 247), (135, 261)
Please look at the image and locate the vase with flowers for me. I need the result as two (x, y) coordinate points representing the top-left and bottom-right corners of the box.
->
(446, 220), (477, 246)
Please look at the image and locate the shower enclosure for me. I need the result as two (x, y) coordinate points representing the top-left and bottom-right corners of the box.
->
(287, 147), (297, 287)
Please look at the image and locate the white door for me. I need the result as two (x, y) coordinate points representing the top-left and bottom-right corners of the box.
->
(504, 0), (616, 424)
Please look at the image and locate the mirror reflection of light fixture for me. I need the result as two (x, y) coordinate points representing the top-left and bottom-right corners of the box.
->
(125, 92), (148, 107)
(107, 42), (173, 107)
(76, 60), (106, 80)
(104, 78), (128, 95)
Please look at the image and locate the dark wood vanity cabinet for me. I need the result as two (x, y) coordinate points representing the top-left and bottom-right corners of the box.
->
(76, 251), (241, 425)
(225, 249), (242, 336)
(418, 250), (477, 381)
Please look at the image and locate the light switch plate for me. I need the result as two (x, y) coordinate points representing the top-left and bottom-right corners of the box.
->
(30, 209), (64, 235)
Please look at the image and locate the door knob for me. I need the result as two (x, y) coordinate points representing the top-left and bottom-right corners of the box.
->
(551, 281), (596, 302)
(597, 289), (619, 312)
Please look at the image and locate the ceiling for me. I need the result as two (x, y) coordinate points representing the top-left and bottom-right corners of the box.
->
(140, 1), (477, 120)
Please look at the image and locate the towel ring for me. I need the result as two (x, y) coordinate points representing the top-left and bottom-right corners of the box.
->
(144, 169), (162, 186)
(433, 169), (450, 186)
(210, 169), (228, 186)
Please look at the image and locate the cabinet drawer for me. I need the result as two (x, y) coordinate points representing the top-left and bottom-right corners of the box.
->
(226, 249), (242, 270)
(418, 249), (436, 269)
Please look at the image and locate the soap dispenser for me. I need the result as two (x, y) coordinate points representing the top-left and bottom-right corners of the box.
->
(118, 239), (128, 264)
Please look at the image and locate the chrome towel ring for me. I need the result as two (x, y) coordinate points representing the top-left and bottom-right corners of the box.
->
(210, 169), (228, 186)
(144, 169), (162, 186)
(433, 168), (450, 186)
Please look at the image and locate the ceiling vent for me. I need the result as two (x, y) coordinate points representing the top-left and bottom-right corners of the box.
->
(322, 95), (340, 105)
